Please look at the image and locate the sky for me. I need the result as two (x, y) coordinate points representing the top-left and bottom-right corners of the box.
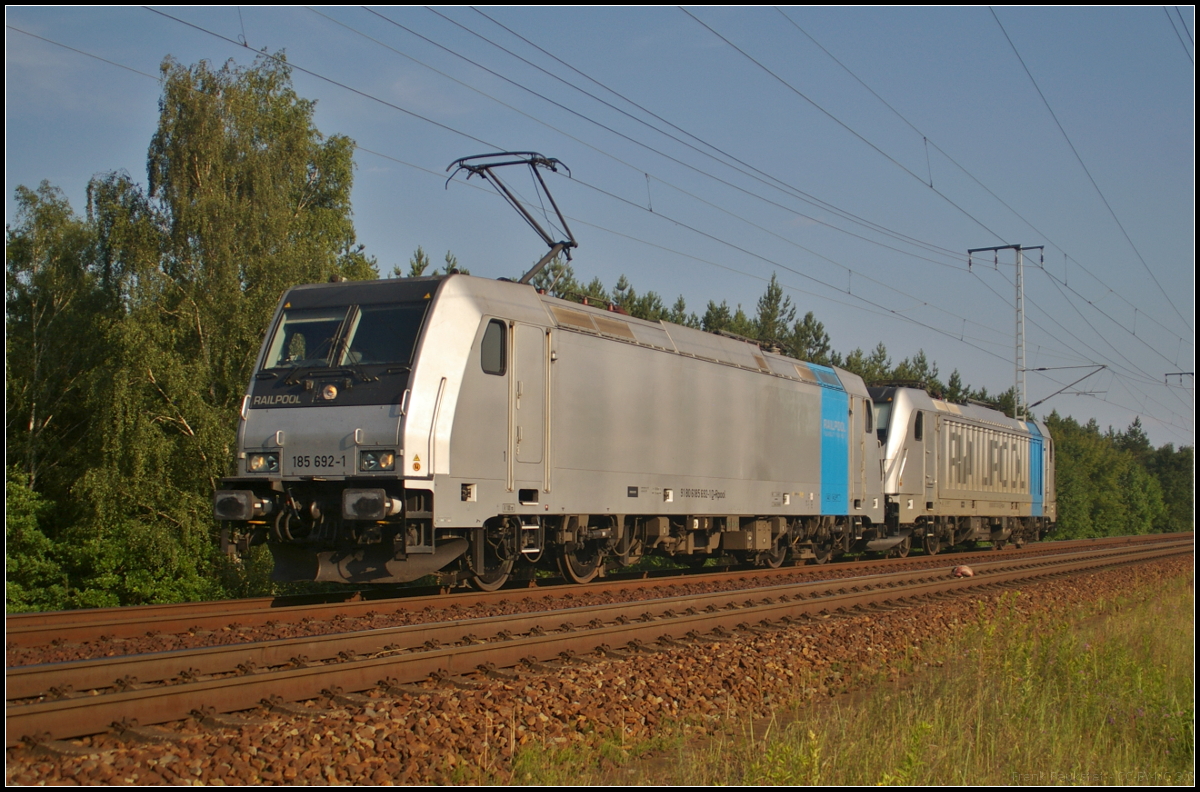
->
(6, 7), (1195, 448)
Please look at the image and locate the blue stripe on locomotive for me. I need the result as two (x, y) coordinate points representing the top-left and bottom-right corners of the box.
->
(814, 365), (849, 515)
(1026, 421), (1044, 517)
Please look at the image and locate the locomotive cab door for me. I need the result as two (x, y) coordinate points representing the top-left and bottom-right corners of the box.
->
(850, 396), (867, 509)
(922, 411), (935, 506)
(510, 323), (550, 497)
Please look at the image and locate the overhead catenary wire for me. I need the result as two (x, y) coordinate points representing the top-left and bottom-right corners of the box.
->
(367, 6), (974, 271)
(971, 265), (1193, 424)
(10, 11), (1191, 442)
(308, 10), (1058, 346)
(1163, 6), (1195, 64)
(465, 6), (972, 265)
(457, 6), (1192, 428)
(9, 12), (1020, 353)
(991, 7), (1193, 335)
(773, 6), (1193, 353)
(330, 7), (1194, 382)
(680, 6), (1010, 244)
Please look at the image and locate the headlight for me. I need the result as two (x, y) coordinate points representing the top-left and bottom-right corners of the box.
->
(359, 450), (396, 472)
(247, 452), (279, 473)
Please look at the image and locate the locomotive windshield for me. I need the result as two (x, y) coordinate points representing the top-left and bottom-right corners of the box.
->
(265, 307), (346, 369)
(341, 304), (427, 366)
(263, 303), (428, 371)
(873, 400), (892, 443)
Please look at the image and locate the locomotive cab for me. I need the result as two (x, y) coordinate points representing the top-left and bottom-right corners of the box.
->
(215, 274), (559, 587)
(868, 385), (1056, 554)
(215, 276), (457, 584)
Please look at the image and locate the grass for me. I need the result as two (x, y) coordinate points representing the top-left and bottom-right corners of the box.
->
(506, 572), (1194, 785)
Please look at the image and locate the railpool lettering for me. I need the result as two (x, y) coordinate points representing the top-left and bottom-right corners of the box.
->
(253, 394), (302, 406)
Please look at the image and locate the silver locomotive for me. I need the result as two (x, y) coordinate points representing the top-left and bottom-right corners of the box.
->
(214, 274), (1055, 589)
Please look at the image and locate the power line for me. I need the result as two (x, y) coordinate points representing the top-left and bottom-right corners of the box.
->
(466, 6), (972, 264)
(680, 6), (1010, 243)
(975, 265), (1193, 427)
(991, 7), (1193, 335)
(312, 10), (1052, 347)
(143, 6), (498, 151)
(15, 10), (1191, 440)
(774, 7), (1193, 353)
(6, 24), (161, 82)
(457, 6), (1192, 432)
(1164, 6), (1195, 63)
(372, 7), (973, 270)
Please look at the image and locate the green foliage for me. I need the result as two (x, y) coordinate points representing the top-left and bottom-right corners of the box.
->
(398, 245), (431, 278)
(790, 311), (833, 366)
(666, 295), (700, 328)
(5, 182), (108, 507)
(753, 273), (796, 346)
(891, 349), (941, 391)
(393, 246), (467, 278)
(5, 467), (68, 612)
(1046, 413), (1167, 538)
(701, 299), (755, 337)
(528, 255), (577, 298)
(1146, 444), (1194, 533)
(945, 370), (968, 403)
(839, 342), (892, 384)
(611, 273), (668, 321)
(701, 299), (731, 332)
(6, 53), (377, 610)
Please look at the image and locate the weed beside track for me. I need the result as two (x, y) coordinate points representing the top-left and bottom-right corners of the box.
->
(511, 557), (1194, 786)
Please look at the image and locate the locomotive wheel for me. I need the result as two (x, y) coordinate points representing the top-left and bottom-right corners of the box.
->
(559, 543), (603, 584)
(811, 537), (834, 565)
(471, 558), (513, 592)
(922, 533), (941, 555)
(763, 532), (790, 568)
(469, 521), (515, 591)
(890, 535), (911, 559)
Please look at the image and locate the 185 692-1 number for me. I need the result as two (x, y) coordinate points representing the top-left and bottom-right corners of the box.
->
(292, 455), (345, 469)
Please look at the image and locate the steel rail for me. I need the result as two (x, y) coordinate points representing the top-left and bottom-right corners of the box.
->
(7, 540), (1189, 747)
(11, 541), (1164, 701)
(8, 539), (1188, 702)
(5, 534), (1177, 649)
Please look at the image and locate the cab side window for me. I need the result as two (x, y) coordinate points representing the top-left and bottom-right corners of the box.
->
(481, 319), (506, 375)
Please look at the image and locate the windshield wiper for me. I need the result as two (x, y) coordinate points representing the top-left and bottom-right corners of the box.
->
(282, 365), (323, 387)
(339, 363), (377, 384)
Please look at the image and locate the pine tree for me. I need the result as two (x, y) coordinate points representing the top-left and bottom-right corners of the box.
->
(753, 273), (795, 347)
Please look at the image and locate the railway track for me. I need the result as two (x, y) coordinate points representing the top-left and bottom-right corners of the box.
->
(4, 534), (1170, 651)
(7, 535), (1190, 749)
